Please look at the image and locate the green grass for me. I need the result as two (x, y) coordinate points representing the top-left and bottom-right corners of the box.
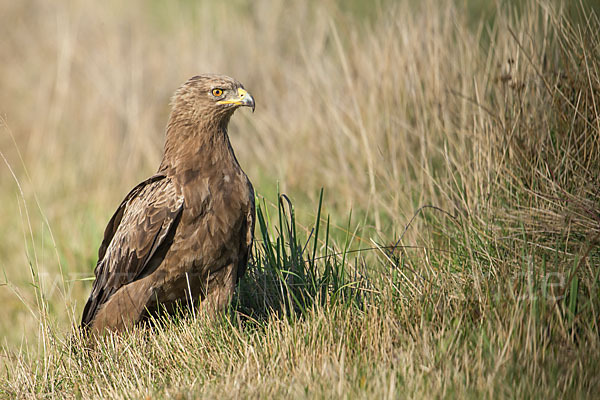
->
(1, 0), (600, 398)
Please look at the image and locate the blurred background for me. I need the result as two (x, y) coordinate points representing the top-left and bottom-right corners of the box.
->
(1, 0), (599, 352)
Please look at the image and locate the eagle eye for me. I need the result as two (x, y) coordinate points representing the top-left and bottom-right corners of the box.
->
(211, 88), (224, 97)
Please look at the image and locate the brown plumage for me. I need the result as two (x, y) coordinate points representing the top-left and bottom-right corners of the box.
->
(81, 74), (256, 333)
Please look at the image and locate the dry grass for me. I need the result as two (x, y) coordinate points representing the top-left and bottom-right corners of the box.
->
(1, 0), (599, 398)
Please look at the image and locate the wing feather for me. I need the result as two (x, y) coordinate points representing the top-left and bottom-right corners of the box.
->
(236, 183), (255, 281)
(81, 175), (184, 328)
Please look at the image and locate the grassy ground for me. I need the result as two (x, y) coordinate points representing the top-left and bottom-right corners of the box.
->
(1, 0), (599, 398)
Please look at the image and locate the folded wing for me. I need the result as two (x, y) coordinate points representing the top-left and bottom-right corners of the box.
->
(80, 175), (184, 329)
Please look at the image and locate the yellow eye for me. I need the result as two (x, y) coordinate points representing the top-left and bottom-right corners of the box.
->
(212, 88), (223, 97)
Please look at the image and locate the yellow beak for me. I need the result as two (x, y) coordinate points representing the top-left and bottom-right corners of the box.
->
(217, 87), (255, 112)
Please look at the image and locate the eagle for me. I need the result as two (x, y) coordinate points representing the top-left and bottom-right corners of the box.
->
(81, 74), (256, 333)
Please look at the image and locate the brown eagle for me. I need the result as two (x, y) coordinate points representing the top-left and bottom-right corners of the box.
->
(81, 74), (256, 333)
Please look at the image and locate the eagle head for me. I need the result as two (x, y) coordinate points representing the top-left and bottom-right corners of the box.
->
(170, 74), (255, 128)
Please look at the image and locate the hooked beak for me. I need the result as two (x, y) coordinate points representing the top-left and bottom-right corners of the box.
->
(217, 87), (255, 112)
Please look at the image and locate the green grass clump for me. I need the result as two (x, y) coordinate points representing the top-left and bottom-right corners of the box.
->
(237, 190), (367, 319)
